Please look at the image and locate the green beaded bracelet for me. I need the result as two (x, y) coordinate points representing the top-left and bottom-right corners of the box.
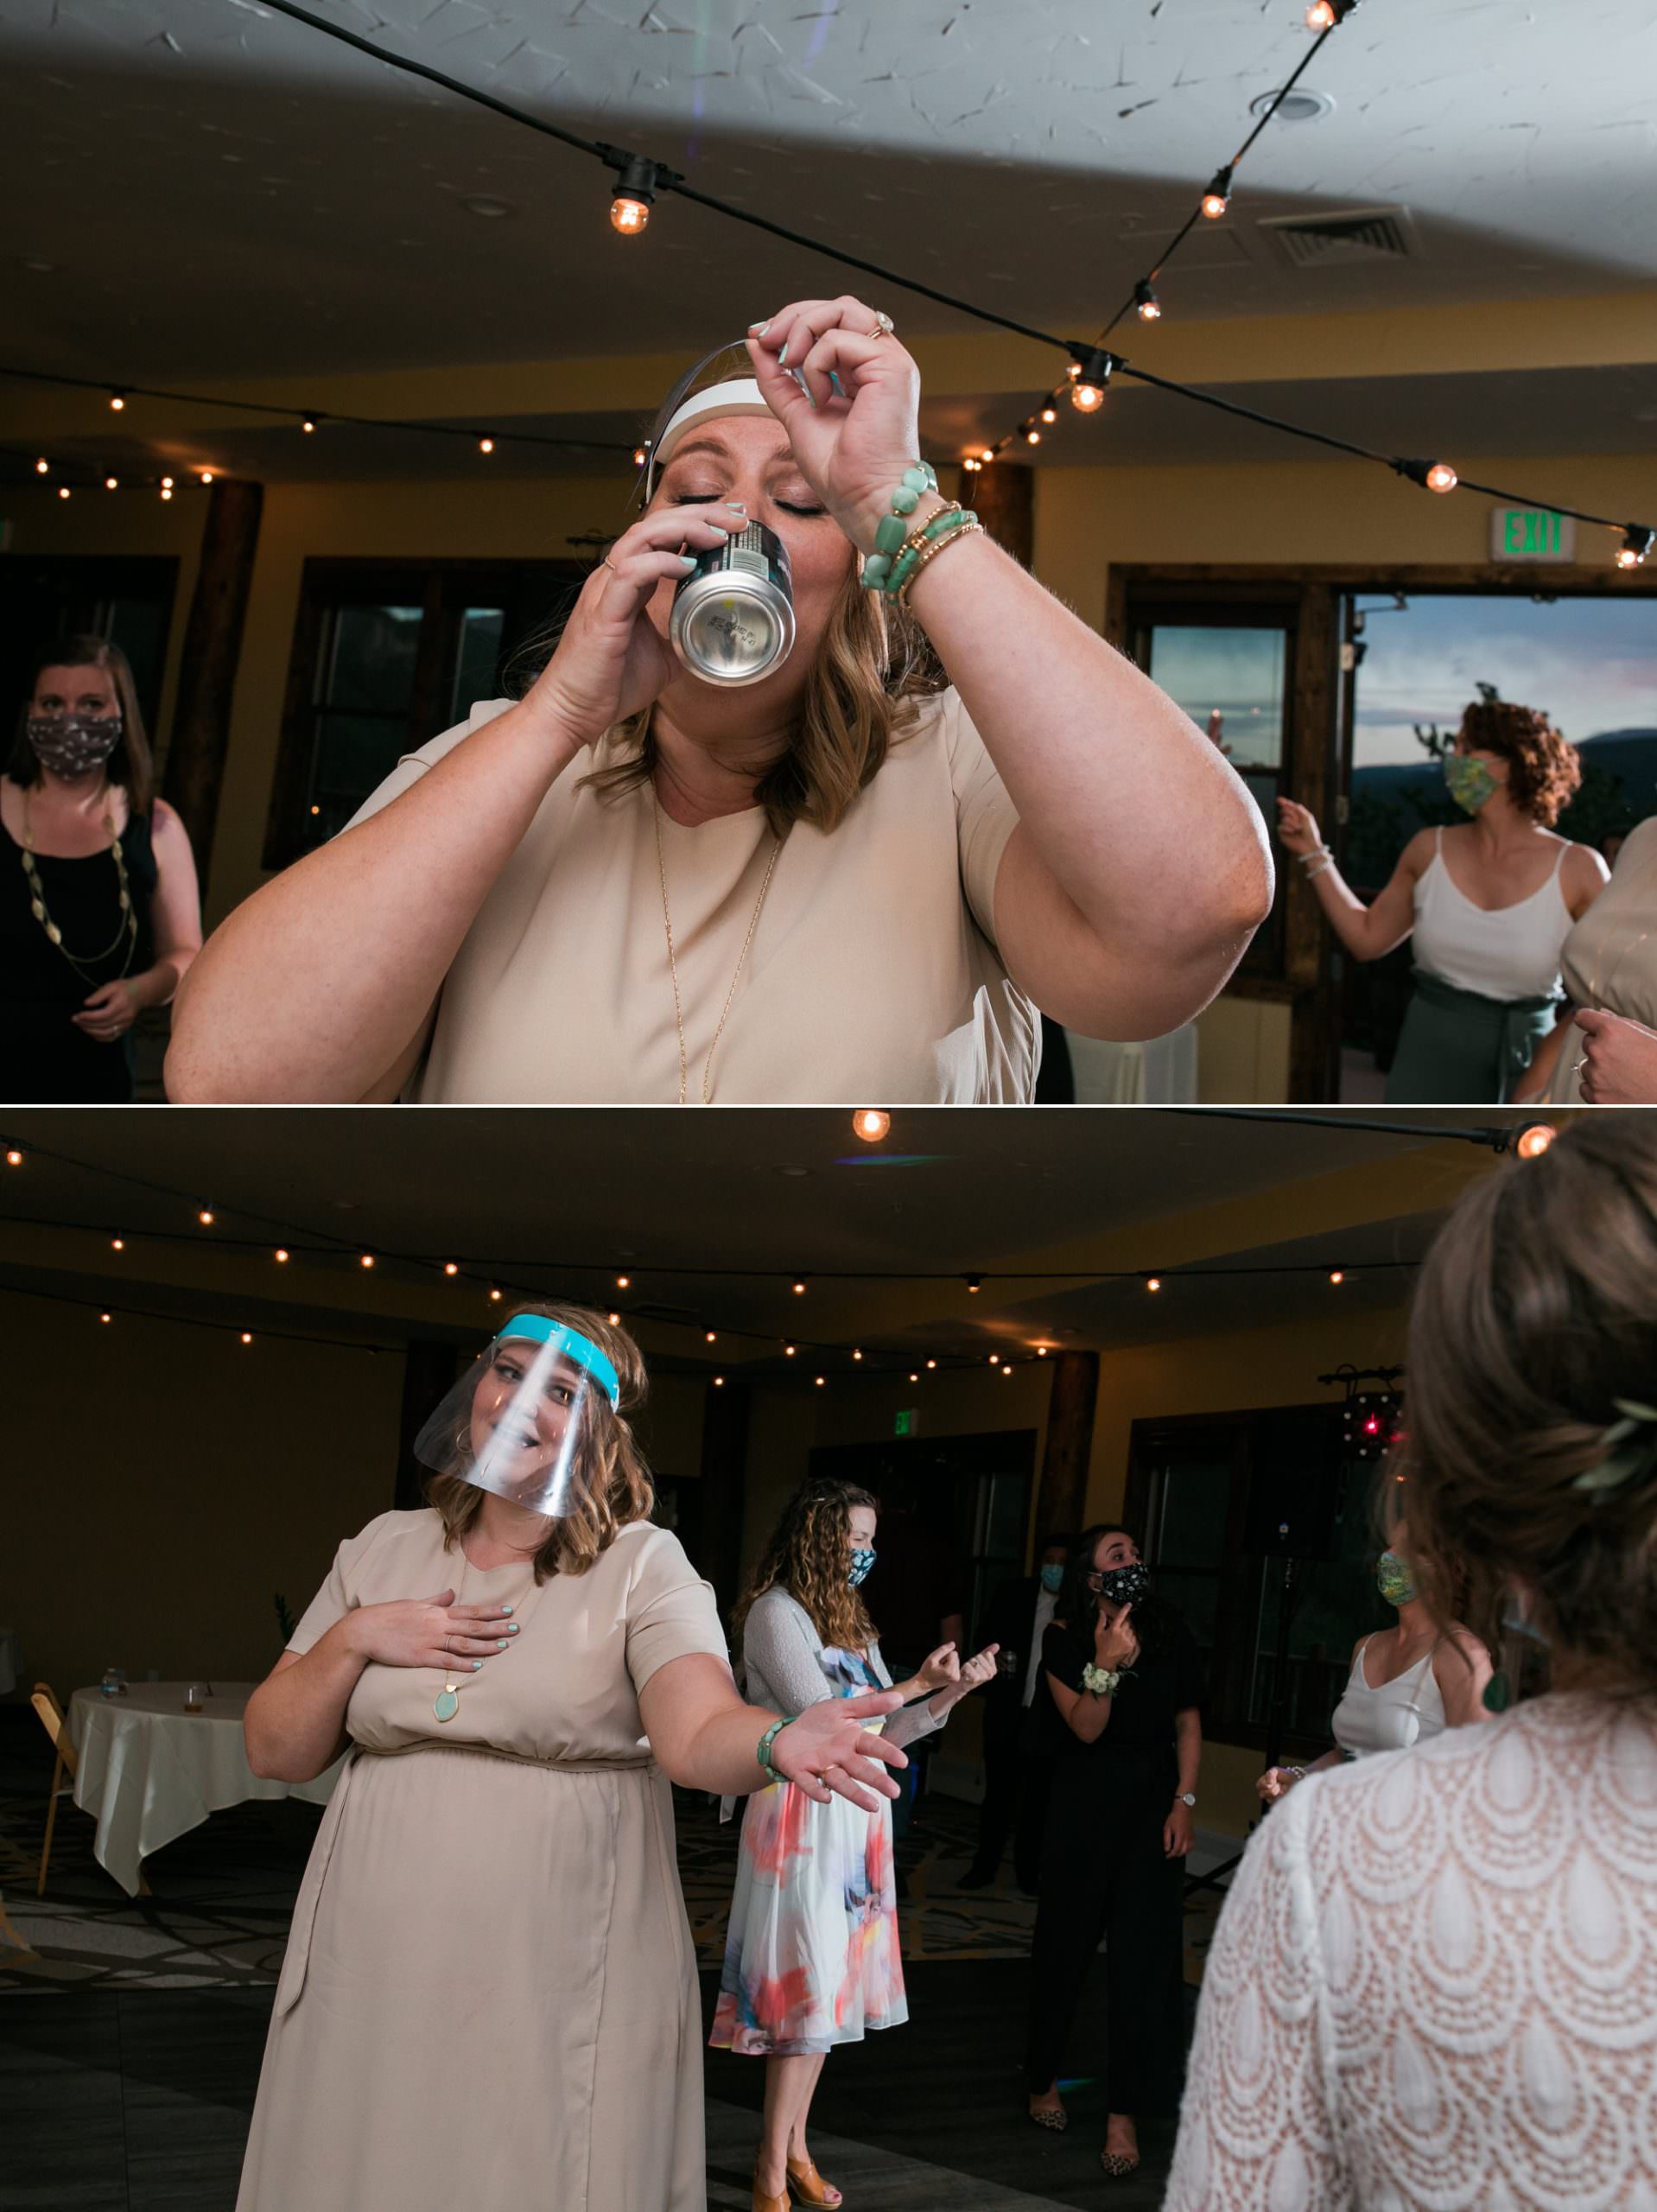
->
(860, 462), (938, 593)
(757, 1714), (794, 1786)
(888, 506), (977, 597)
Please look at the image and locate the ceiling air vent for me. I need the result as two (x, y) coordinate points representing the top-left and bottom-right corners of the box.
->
(1259, 207), (1416, 269)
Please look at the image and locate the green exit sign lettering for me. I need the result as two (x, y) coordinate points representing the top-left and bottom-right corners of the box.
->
(894, 1408), (919, 1437)
(1490, 506), (1576, 563)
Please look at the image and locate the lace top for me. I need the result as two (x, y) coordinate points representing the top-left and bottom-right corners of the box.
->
(1166, 1693), (1657, 2210)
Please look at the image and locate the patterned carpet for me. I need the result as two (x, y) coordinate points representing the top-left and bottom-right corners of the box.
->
(2, 1757), (1225, 1993)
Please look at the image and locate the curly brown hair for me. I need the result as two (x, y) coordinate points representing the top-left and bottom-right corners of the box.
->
(1457, 699), (1581, 826)
(423, 1301), (654, 1581)
(733, 1479), (879, 1653)
(1402, 1113), (1657, 1695)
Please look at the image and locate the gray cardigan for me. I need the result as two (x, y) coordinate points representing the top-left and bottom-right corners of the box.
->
(740, 1587), (945, 1752)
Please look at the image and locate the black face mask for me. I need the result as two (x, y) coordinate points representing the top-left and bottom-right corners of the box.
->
(1092, 1562), (1152, 1608)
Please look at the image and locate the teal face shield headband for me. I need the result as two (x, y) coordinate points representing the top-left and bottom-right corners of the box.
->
(496, 1313), (621, 1409)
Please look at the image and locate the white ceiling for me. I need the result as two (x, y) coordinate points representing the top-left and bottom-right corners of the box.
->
(2, 0), (1654, 452)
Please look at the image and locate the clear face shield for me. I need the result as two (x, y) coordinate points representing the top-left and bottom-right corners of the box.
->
(412, 1314), (621, 1518)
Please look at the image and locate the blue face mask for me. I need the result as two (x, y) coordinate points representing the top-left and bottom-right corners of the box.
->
(1038, 1564), (1065, 1594)
(848, 1547), (876, 1588)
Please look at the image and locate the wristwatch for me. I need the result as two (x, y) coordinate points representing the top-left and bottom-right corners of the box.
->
(1173, 1792), (1197, 1809)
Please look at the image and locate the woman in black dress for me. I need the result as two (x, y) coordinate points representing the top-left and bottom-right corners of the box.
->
(1023, 1523), (1204, 2181)
(2, 636), (201, 1101)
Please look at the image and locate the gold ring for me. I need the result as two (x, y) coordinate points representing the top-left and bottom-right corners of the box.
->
(869, 311), (895, 340)
(601, 556), (619, 575)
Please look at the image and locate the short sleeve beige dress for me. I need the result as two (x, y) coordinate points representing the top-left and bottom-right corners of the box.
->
(1546, 816), (1657, 1102)
(345, 686), (1038, 1103)
(235, 1509), (728, 2212)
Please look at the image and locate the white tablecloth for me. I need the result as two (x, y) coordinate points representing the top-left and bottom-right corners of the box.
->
(1064, 1021), (1200, 1104)
(0, 1630), (18, 1698)
(68, 1682), (342, 1897)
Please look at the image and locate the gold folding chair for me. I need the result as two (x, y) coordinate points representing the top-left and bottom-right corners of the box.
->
(29, 1682), (149, 1897)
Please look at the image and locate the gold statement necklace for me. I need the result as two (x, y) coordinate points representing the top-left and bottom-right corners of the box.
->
(654, 796), (781, 1105)
(20, 787), (138, 981)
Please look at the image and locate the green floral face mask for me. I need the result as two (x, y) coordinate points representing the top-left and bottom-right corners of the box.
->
(1444, 754), (1501, 816)
(1376, 1548), (1416, 1607)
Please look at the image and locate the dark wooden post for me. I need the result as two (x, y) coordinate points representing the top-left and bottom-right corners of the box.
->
(1035, 1351), (1099, 1541)
(698, 1375), (752, 1615)
(394, 1339), (461, 1511)
(162, 478), (264, 890)
(970, 460), (1035, 569)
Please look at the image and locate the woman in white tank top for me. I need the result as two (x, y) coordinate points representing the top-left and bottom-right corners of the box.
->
(1257, 1527), (1490, 1802)
(1277, 700), (1607, 1103)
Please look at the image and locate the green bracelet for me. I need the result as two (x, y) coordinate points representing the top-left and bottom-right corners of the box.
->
(860, 462), (939, 593)
(888, 506), (977, 599)
(756, 1714), (793, 1786)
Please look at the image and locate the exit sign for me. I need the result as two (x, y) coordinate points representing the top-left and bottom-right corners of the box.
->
(1491, 505), (1575, 563)
(894, 1408), (919, 1437)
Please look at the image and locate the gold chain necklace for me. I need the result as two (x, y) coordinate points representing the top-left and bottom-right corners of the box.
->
(20, 787), (138, 982)
(654, 795), (782, 1105)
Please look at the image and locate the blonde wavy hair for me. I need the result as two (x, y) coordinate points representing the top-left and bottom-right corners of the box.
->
(423, 1301), (654, 1581)
(733, 1479), (879, 1653)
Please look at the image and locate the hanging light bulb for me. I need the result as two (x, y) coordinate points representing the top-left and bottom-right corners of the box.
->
(58, 486), (71, 500)
(1426, 462), (1457, 494)
(784, 1342), (797, 1357)
(1616, 525), (1654, 569)
(966, 1275), (982, 1294)
(1329, 1268), (1345, 1286)
(359, 1253), (375, 1269)
(853, 1348), (863, 1361)
(713, 1374), (725, 1387)
(1035, 1345), (1048, 1357)
(632, 445), (648, 467)
(1201, 167), (1234, 219)
(34, 458), (48, 474)
(111, 1236), (125, 1252)
(853, 1109), (891, 1141)
(301, 417), (317, 434)
(200, 470), (215, 486)
(160, 487), (174, 502)
(1040, 406), (1057, 424)
(4, 1148), (22, 1166)
(616, 1274), (631, 1289)
(815, 1375), (826, 1388)
(980, 448), (995, 464)
(1071, 382), (1105, 414)
(109, 391), (126, 411)
(1307, 0), (1360, 25)
(444, 1262), (459, 1275)
(1025, 427), (1041, 445)
(1134, 280), (1162, 321)
(479, 437), (495, 455)
(607, 1310), (621, 1325)
(162, 476), (174, 489)
(792, 1279), (807, 1295)
(105, 476), (118, 491)
(1146, 1274), (1162, 1293)
(1513, 1122), (1557, 1160)
(100, 1311), (112, 1325)
(198, 1208), (215, 1226)
(1068, 347), (1114, 414)
(925, 1357), (938, 1370)
(241, 1332), (254, 1345)
(275, 1247), (290, 1262)
(490, 1286), (504, 1302)
(603, 149), (666, 236)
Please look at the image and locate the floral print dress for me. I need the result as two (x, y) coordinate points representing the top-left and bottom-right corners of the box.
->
(709, 1594), (943, 2056)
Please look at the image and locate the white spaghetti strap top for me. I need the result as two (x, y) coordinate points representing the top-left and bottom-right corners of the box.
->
(1413, 826), (1572, 1001)
(1330, 1635), (1447, 1758)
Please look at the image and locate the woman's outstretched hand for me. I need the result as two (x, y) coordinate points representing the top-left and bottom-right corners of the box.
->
(930, 1643), (1000, 1714)
(770, 1689), (908, 1813)
(1275, 798), (1324, 858)
(523, 503), (744, 753)
(746, 296), (929, 556)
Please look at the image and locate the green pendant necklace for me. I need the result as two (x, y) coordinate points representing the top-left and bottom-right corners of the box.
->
(433, 1547), (537, 1722)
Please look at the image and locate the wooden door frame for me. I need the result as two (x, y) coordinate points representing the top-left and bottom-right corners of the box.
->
(1106, 560), (1657, 1102)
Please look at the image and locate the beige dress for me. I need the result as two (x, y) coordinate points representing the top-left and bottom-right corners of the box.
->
(1546, 816), (1657, 1102)
(346, 687), (1038, 1104)
(236, 1510), (728, 2212)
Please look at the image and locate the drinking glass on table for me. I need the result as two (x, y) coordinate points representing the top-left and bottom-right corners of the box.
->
(184, 1681), (210, 1712)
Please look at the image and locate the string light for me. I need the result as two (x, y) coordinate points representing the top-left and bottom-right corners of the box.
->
(1025, 426), (1041, 445)
(1395, 457), (1458, 494)
(910, 1372), (919, 1382)
(706, 1329), (717, 1343)
(792, 1279), (807, 1295)
(926, 1357), (938, 1370)
(607, 1310), (620, 1324)
(1035, 1345), (1048, 1357)
(4, 1148), (22, 1166)
(1513, 1122), (1558, 1160)
(275, 1247), (289, 1263)
(713, 1374), (725, 1387)
(34, 458), (48, 474)
(980, 448), (995, 464)
(784, 1342), (797, 1357)
(1146, 1274), (1162, 1293)
(632, 445), (648, 467)
(853, 1348), (863, 1361)
(111, 1236), (124, 1251)
(301, 417), (317, 433)
(1617, 526), (1654, 569)
(616, 1274), (631, 1288)
(966, 1275), (982, 1293)
(1307, 0), (1360, 25)
(490, 1286), (503, 1301)
(105, 476), (117, 491)
(444, 1262), (459, 1275)
(853, 1109), (891, 1142)
(1134, 281), (1162, 322)
(109, 391), (126, 411)
(1426, 463), (1458, 494)
(600, 147), (678, 236)
(1068, 348), (1115, 414)
(815, 1375), (826, 1388)
(1329, 1268), (1345, 1286)
(200, 471), (215, 486)
(240, 1332), (254, 1345)
(479, 437), (495, 455)
(198, 1208), (214, 1225)
(160, 487), (173, 501)
(1040, 407), (1057, 424)
(359, 1253), (375, 1268)
(1202, 167), (1234, 219)
(161, 476), (174, 489)
(57, 487), (71, 500)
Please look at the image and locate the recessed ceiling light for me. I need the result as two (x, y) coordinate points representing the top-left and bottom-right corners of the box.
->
(464, 195), (515, 218)
(776, 1166), (811, 1178)
(1249, 88), (1335, 123)
(21, 257), (57, 273)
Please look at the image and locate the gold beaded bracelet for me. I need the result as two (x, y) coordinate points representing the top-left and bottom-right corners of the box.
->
(898, 517), (985, 609)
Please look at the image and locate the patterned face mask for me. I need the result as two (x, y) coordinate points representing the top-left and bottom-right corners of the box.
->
(1444, 754), (1501, 816)
(848, 1547), (876, 1588)
(27, 713), (124, 779)
(1376, 1548), (1417, 1607)
(1092, 1561), (1151, 1607)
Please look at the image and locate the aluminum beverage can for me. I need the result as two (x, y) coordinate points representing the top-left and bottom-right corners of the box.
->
(669, 521), (796, 686)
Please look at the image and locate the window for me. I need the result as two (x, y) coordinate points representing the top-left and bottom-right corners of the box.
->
(1127, 1404), (1389, 1751)
(265, 558), (585, 869)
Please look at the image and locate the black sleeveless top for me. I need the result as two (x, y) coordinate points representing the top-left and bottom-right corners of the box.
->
(1, 791), (159, 1103)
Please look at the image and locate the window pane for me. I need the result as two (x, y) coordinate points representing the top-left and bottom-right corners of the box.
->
(309, 711), (416, 837)
(1153, 1567), (1219, 1653)
(1147, 626), (1287, 769)
(453, 607), (506, 723)
(1157, 1454), (1232, 1568)
(324, 604), (422, 713)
